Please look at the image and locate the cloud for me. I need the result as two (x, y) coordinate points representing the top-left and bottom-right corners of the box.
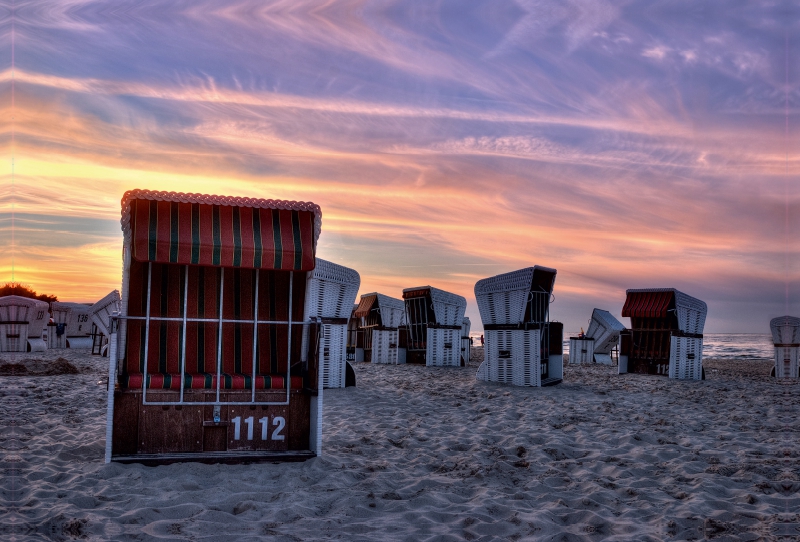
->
(3, 0), (799, 331)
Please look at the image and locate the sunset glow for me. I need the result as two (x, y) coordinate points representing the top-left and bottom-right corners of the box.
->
(2, 0), (798, 332)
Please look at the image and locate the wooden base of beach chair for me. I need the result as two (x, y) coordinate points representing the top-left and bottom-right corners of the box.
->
(112, 450), (316, 465)
(111, 389), (315, 462)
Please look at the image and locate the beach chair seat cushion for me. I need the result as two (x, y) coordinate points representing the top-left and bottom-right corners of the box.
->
(121, 372), (304, 390)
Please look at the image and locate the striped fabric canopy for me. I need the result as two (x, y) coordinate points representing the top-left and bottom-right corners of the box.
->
(621, 290), (674, 318)
(121, 190), (321, 271)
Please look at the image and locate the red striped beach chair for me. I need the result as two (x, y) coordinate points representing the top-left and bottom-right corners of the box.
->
(618, 288), (707, 380)
(105, 189), (323, 463)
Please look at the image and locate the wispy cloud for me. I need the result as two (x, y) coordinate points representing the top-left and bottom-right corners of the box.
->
(3, 0), (799, 331)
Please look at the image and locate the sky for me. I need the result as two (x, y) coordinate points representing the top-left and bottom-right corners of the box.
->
(1, 0), (798, 333)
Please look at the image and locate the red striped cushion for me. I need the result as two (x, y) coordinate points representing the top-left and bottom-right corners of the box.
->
(121, 372), (304, 390)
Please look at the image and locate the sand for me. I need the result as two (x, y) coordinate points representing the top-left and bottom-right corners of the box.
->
(2, 347), (798, 541)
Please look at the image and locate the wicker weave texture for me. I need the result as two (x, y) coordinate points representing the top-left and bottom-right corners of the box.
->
(374, 294), (405, 329)
(569, 338), (594, 364)
(426, 328), (461, 367)
(46, 327), (67, 349)
(484, 329), (541, 386)
(0, 296), (46, 322)
(321, 324), (347, 388)
(0, 296), (49, 349)
(474, 266), (556, 326)
(89, 290), (121, 338)
(770, 316), (800, 345)
(306, 259), (360, 319)
(669, 336), (703, 380)
(461, 317), (472, 362)
(0, 323), (29, 352)
(371, 329), (400, 364)
(586, 309), (625, 354)
(55, 302), (93, 337)
(427, 287), (467, 326)
(774, 346), (799, 378)
(626, 288), (707, 334)
(50, 302), (73, 325)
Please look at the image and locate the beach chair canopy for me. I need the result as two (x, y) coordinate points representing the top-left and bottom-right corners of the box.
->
(305, 258), (361, 320)
(0, 295), (49, 333)
(586, 309), (626, 354)
(622, 288), (707, 335)
(49, 301), (73, 324)
(89, 290), (121, 338)
(770, 315), (800, 345)
(474, 266), (556, 326)
(54, 302), (93, 337)
(121, 189), (321, 271)
(354, 293), (405, 329)
(402, 286), (466, 327)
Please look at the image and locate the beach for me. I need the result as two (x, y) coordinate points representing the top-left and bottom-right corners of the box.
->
(2, 348), (797, 541)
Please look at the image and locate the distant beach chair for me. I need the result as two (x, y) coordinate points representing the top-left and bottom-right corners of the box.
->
(474, 266), (563, 387)
(770, 315), (800, 378)
(105, 189), (324, 463)
(568, 334), (594, 365)
(305, 258), (360, 388)
(461, 317), (471, 365)
(53, 302), (94, 349)
(570, 309), (626, 365)
(89, 290), (121, 356)
(48, 302), (72, 349)
(619, 288), (707, 380)
(353, 293), (405, 364)
(0, 295), (49, 352)
(346, 304), (360, 362)
(402, 286), (466, 366)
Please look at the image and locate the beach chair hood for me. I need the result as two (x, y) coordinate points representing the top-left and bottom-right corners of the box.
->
(770, 315), (800, 345)
(586, 309), (626, 354)
(402, 286), (466, 327)
(622, 288), (707, 335)
(305, 258), (360, 320)
(121, 189), (321, 271)
(0, 295), (48, 326)
(354, 293), (405, 328)
(474, 266), (557, 326)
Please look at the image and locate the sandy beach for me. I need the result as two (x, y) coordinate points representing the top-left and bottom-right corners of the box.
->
(2, 348), (798, 541)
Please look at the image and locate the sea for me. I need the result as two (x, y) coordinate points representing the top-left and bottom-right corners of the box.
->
(467, 332), (774, 360)
(561, 333), (773, 361)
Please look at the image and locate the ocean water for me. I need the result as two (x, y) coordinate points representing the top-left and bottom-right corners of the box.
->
(561, 333), (773, 361)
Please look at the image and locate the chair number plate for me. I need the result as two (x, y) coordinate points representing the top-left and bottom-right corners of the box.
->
(231, 416), (286, 441)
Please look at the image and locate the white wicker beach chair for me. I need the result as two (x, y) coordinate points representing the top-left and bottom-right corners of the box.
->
(585, 309), (626, 364)
(53, 302), (94, 348)
(568, 336), (594, 364)
(619, 288), (707, 380)
(305, 258), (360, 388)
(48, 302), (73, 349)
(88, 290), (121, 355)
(0, 296), (49, 352)
(403, 286), (466, 367)
(461, 317), (471, 365)
(473, 266), (562, 387)
(770, 315), (800, 378)
(354, 293), (405, 364)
